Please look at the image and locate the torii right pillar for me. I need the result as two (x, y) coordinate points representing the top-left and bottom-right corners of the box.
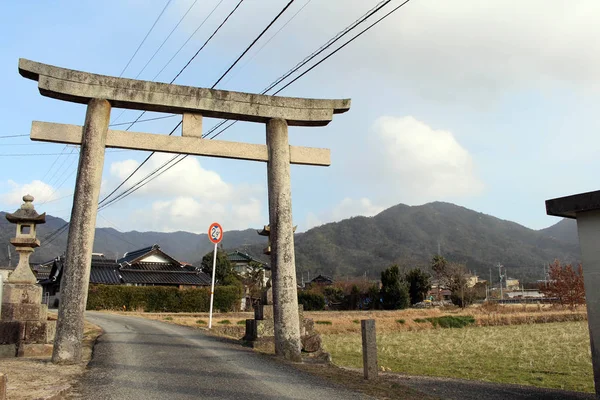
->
(266, 118), (302, 361)
(546, 190), (600, 397)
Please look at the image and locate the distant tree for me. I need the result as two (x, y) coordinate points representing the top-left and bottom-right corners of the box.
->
(539, 260), (585, 309)
(380, 265), (409, 310)
(430, 255), (447, 301)
(242, 261), (265, 301)
(405, 268), (432, 305)
(432, 258), (471, 308)
(201, 250), (240, 285)
(367, 283), (382, 310)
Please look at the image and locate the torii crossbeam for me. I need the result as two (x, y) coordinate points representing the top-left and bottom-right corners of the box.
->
(19, 59), (350, 364)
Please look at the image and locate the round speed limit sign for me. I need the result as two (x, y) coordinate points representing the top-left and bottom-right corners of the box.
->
(208, 222), (223, 244)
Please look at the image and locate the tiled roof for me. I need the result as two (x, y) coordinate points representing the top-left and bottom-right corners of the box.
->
(227, 251), (270, 270)
(120, 270), (211, 286)
(124, 262), (183, 272)
(311, 274), (333, 283)
(90, 266), (122, 285)
(118, 244), (159, 264)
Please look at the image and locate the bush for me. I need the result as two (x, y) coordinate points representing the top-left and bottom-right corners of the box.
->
(163, 316), (173, 321)
(414, 318), (428, 323)
(352, 319), (360, 324)
(237, 320), (246, 325)
(86, 284), (242, 312)
(298, 291), (326, 311)
(196, 319), (206, 325)
(396, 319), (406, 324)
(218, 320), (231, 325)
(315, 320), (332, 325)
(426, 315), (475, 329)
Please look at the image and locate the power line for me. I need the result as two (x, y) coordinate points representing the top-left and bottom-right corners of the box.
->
(204, 0), (395, 139)
(211, 0), (296, 88)
(0, 134), (28, 139)
(118, 0), (173, 78)
(274, 0), (413, 95)
(221, 0), (313, 87)
(171, 0), (246, 83)
(100, 1), (402, 210)
(133, 0), (200, 80)
(109, 114), (177, 127)
(152, 0), (227, 82)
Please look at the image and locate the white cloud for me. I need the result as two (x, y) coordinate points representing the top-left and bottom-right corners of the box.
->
(1, 180), (61, 207)
(368, 116), (484, 201)
(105, 153), (264, 233)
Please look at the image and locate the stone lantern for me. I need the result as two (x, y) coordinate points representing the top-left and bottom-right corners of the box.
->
(5, 194), (46, 284)
(1, 194), (54, 358)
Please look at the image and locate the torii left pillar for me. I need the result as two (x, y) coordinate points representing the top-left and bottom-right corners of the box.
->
(52, 99), (110, 364)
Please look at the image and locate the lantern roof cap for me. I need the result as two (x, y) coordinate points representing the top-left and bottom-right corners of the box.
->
(5, 194), (46, 224)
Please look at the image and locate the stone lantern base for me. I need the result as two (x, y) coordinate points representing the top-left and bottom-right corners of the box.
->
(0, 282), (56, 357)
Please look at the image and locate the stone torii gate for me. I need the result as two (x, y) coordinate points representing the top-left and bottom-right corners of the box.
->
(18, 58), (350, 364)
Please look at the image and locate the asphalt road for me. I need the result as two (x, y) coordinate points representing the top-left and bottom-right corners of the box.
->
(68, 312), (371, 400)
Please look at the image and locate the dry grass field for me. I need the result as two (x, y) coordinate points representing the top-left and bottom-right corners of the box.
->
(122, 304), (593, 392)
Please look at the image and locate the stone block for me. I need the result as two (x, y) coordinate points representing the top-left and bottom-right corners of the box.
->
(0, 321), (24, 344)
(22, 321), (47, 344)
(0, 344), (17, 358)
(249, 337), (275, 354)
(17, 343), (53, 357)
(302, 318), (315, 336)
(361, 319), (378, 380)
(301, 333), (322, 353)
(2, 283), (42, 304)
(0, 304), (43, 322)
(256, 319), (274, 338)
(46, 320), (57, 343)
(261, 287), (273, 305)
(0, 373), (6, 400)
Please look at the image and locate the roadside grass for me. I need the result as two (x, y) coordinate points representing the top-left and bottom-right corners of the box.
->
(322, 321), (594, 393)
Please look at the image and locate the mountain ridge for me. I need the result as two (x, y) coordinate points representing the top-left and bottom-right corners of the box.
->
(0, 203), (580, 282)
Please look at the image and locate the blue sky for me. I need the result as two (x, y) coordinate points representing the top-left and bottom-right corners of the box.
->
(1, 0), (599, 234)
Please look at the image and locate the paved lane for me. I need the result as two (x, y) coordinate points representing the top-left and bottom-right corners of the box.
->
(69, 312), (371, 400)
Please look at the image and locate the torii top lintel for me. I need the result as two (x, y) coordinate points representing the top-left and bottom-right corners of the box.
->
(18, 59), (351, 127)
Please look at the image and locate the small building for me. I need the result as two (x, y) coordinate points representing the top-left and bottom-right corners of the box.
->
(506, 277), (520, 290)
(310, 274), (334, 286)
(37, 245), (210, 307)
(227, 251), (271, 311)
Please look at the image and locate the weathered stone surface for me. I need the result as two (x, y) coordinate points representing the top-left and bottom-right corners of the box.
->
(182, 113), (202, 137)
(262, 287), (273, 305)
(2, 283), (42, 304)
(0, 372), (6, 400)
(0, 321), (23, 344)
(19, 59), (350, 127)
(267, 118), (302, 362)
(46, 320), (57, 343)
(302, 318), (315, 336)
(0, 344), (17, 358)
(301, 333), (322, 353)
(53, 99), (110, 365)
(6, 247), (36, 284)
(0, 304), (43, 322)
(31, 122), (332, 166)
(23, 321), (47, 343)
(256, 319), (274, 338)
(361, 319), (378, 380)
(17, 343), (53, 357)
(249, 337), (275, 354)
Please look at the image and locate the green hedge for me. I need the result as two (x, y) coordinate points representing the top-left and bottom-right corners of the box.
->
(86, 284), (242, 312)
(298, 291), (326, 311)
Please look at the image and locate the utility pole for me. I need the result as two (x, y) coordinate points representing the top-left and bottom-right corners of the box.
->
(7, 245), (11, 268)
(497, 263), (504, 300)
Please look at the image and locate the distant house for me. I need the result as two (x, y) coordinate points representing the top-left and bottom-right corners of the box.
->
(227, 251), (270, 310)
(310, 274), (334, 286)
(37, 244), (210, 306)
(505, 277), (520, 290)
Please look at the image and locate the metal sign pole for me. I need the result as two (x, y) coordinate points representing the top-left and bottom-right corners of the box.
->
(208, 242), (218, 329)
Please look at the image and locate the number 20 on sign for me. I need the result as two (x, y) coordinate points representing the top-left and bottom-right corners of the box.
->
(208, 222), (223, 328)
